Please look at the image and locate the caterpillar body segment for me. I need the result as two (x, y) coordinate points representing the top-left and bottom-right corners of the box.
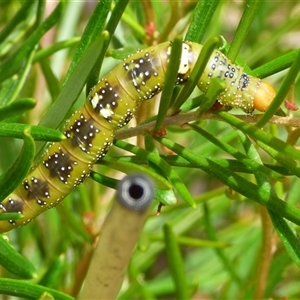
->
(0, 41), (276, 232)
(190, 43), (276, 112)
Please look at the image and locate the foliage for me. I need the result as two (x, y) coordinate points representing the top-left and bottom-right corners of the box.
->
(0, 1), (300, 299)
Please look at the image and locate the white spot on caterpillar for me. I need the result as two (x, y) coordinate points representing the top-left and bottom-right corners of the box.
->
(91, 93), (99, 109)
(100, 104), (114, 119)
(178, 42), (191, 74)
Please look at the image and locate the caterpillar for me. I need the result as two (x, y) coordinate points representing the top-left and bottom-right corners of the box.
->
(0, 41), (276, 233)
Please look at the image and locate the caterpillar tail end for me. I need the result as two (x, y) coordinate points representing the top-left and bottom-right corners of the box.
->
(253, 81), (276, 112)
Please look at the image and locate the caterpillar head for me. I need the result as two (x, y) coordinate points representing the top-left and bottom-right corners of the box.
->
(253, 80), (276, 112)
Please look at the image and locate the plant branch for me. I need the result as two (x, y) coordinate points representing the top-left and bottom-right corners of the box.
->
(116, 111), (300, 140)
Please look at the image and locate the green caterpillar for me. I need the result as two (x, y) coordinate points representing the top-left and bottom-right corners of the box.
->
(0, 41), (276, 232)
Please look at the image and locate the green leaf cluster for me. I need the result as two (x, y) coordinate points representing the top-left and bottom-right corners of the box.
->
(0, 1), (300, 299)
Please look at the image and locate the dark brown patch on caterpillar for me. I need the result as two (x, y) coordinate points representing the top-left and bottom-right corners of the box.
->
(43, 149), (77, 184)
(23, 177), (50, 205)
(64, 114), (100, 154)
